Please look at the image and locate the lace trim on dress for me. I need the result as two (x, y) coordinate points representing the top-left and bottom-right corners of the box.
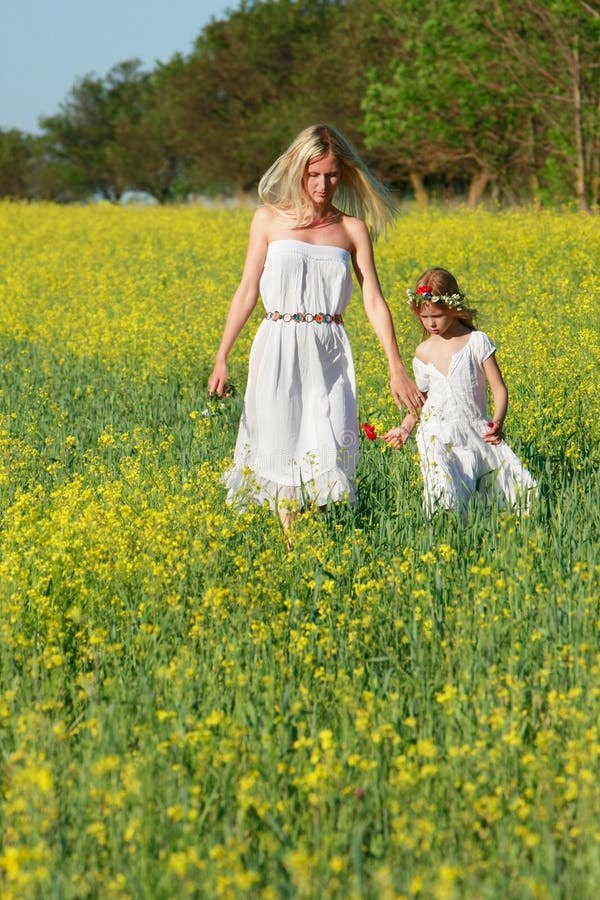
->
(224, 464), (356, 510)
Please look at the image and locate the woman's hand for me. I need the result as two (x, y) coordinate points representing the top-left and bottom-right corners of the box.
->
(207, 208), (269, 398)
(208, 359), (229, 397)
(390, 367), (425, 414)
(349, 220), (425, 414)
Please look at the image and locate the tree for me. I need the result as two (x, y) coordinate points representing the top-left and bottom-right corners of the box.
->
(103, 60), (193, 202)
(0, 129), (35, 197)
(362, 0), (541, 205)
(362, 0), (599, 208)
(41, 71), (120, 200)
(18, 0), (595, 204)
(170, 0), (376, 193)
(39, 60), (162, 201)
(488, 0), (600, 210)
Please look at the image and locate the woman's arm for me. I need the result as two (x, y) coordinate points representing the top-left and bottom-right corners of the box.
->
(482, 353), (508, 444)
(349, 219), (424, 412)
(208, 210), (269, 396)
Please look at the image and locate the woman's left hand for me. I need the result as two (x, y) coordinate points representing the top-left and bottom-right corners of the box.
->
(391, 368), (425, 414)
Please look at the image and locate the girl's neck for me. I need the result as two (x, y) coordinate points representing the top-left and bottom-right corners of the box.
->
(430, 322), (471, 341)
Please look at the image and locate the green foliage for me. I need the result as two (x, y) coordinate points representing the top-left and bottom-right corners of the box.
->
(1, 0), (599, 205)
(39, 61), (148, 201)
(0, 204), (599, 896)
(364, 0), (600, 206)
(180, 0), (368, 191)
(0, 130), (36, 198)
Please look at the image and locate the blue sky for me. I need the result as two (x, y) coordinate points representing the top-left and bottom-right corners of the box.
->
(0, 1), (233, 134)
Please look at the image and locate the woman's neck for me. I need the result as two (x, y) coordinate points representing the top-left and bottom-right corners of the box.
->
(300, 204), (341, 228)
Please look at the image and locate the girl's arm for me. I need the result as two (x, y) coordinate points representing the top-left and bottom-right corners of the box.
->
(349, 219), (425, 413)
(482, 353), (508, 444)
(382, 410), (420, 449)
(208, 211), (269, 395)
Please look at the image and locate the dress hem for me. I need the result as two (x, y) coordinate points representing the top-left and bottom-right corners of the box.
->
(223, 464), (356, 511)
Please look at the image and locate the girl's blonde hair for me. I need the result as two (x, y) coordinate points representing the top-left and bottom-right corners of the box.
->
(258, 124), (397, 239)
(409, 267), (478, 336)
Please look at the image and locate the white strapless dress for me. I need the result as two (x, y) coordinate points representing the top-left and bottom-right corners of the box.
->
(225, 239), (359, 509)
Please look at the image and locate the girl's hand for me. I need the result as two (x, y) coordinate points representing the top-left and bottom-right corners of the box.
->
(208, 360), (229, 397)
(483, 420), (503, 445)
(382, 426), (409, 449)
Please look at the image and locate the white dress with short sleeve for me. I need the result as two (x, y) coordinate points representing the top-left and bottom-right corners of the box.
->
(413, 330), (536, 514)
(224, 239), (359, 509)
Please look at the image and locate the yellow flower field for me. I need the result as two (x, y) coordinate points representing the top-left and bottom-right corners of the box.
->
(0, 201), (599, 898)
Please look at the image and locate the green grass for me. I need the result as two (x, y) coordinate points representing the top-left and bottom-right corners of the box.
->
(0, 204), (599, 899)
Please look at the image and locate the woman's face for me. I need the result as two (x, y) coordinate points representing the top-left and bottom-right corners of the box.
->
(303, 152), (340, 208)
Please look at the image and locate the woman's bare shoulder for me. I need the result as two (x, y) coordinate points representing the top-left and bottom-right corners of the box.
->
(249, 206), (280, 243)
(337, 215), (371, 257)
(253, 204), (297, 240)
(252, 205), (277, 228)
(341, 213), (368, 239)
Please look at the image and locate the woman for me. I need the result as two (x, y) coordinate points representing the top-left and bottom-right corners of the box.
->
(208, 124), (424, 528)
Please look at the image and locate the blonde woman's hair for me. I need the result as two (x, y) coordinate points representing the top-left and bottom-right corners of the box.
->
(258, 124), (397, 239)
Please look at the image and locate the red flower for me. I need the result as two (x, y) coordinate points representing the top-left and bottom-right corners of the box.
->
(417, 285), (432, 296)
(361, 422), (377, 440)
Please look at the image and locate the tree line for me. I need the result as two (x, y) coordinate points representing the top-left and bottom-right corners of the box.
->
(1, 0), (598, 209)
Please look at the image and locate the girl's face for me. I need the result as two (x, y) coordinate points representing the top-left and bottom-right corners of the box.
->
(303, 152), (340, 208)
(418, 302), (457, 337)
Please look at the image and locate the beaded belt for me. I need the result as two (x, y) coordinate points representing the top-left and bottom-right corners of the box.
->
(265, 311), (344, 324)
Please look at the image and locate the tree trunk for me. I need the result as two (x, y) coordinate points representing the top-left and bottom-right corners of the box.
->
(466, 170), (489, 207)
(571, 37), (590, 211)
(409, 171), (428, 207)
(528, 115), (542, 209)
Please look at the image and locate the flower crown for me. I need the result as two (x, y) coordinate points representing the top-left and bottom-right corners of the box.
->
(406, 284), (465, 310)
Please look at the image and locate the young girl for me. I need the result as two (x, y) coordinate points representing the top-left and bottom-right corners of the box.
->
(383, 267), (536, 515)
